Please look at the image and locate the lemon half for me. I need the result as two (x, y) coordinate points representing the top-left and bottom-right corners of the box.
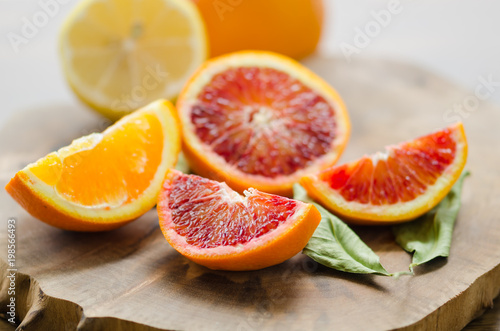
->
(60, 0), (207, 120)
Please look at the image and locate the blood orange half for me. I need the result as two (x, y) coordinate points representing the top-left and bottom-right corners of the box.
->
(176, 51), (350, 197)
(157, 169), (321, 271)
(300, 123), (468, 224)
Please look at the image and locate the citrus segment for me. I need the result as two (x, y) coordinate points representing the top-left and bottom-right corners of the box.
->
(5, 100), (181, 231)
(60, 0), (207, 120)
(177, 51), (350, 196)
(158, 169), (321, 270)
(300, 123), (468, 224)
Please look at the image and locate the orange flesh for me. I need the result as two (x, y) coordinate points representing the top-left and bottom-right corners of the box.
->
(319, 128), (457, 205)
(29, 113), (163, 207)
(191, 67), (338, 178)
(166, 173), (300, 248)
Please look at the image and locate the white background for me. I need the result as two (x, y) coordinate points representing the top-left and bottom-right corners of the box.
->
(1, 0), (499, 126)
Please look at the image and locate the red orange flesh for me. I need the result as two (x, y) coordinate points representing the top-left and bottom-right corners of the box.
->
(177, 51), (350, 196)
(300, 123), (468, 224)
(157, 169), (321, 270)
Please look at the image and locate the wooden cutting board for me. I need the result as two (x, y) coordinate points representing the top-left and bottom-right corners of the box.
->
(0, 56), (499, 330)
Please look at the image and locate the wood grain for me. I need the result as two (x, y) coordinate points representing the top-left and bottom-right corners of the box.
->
(0, 57), (499, 330)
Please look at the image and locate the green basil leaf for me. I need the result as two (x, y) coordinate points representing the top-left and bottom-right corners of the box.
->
(393, 171), (470, 270)
(294, 184), (391, 276)
(293, 182), (316, 204)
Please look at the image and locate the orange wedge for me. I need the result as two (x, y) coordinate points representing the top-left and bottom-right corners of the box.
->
(192, 0), (324, 59)
(300, 123), (468, 224)
(157, 169), (321, 270)
(6, 100), (181, 231)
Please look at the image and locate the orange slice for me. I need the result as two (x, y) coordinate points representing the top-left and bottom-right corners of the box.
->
(5, 100), (181, 231)
(157, 169), (321, 270)
(300, 123), (468, 224)
(176, 51), (351, 197)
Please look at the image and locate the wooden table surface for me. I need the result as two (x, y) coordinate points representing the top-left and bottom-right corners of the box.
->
(0, 56), (499, 330)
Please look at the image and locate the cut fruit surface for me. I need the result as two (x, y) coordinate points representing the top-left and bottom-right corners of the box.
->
(300, 123), (468, 224)
(5, 100), (181, 231)
(157, 169), (321, 270)
(60, 0), (207, 120)
(176, 51), (350, 196)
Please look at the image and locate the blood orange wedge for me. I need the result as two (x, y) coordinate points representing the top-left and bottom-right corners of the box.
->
(176, 51), (350, 197)
(5, 100), (181, 231)
(157, 169), (321, 271)
(300, 123), (468, 224)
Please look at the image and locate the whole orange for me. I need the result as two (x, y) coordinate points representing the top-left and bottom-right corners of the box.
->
(192, 0), (324, 59)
